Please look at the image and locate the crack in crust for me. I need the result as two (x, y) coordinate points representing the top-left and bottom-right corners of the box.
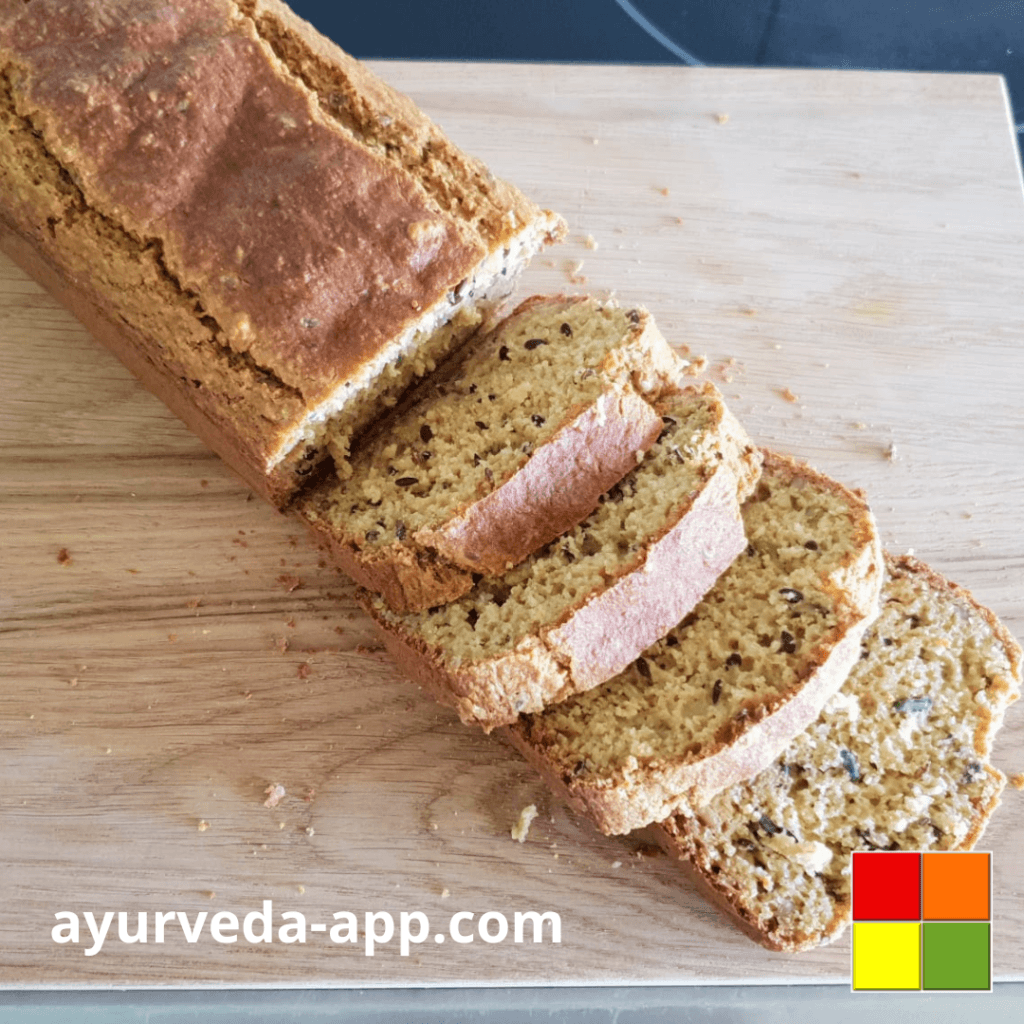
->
(0, 67), (303, 404)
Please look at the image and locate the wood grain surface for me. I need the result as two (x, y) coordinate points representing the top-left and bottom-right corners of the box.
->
(1, 63), (1023, 988)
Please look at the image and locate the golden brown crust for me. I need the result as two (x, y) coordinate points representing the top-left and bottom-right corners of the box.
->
(0, 219), (297, 502)
(0, 0), (563, 502)
(415, 387), (665, 577)
(507, 621), (870, 835)
(237, 0), (558, 251)
(2, 0), (483, 392)
(364, 454), (755, 732)
(300, 499), (478, 611)
(414, 297), (687, 578)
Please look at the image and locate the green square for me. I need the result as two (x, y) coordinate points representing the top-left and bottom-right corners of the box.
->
(922, 922), (991, 991)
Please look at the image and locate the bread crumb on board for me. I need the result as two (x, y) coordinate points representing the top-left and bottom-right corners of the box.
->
(57, 547), (73, 566)
(263, 783), (286, 808)
(683, 354), (709, 378)
(563, 259), (587, 285)
(511, 804), (538, 843)
(197, 819), (210, 832)
(1009, 773), (1024, 791)
(715, 112), (729, 124)
(779, 387), (799, 404)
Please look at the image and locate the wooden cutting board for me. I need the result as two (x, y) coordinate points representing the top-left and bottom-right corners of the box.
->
(1, 63), (1022, 988)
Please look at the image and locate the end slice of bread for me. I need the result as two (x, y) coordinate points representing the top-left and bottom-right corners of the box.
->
(653, 555), (1022, 951)
(296, 296), (692, 613)
(506, 451), (883, 834)
(363, 383), (761, 731)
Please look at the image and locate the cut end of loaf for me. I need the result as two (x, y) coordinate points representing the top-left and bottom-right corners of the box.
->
(269, 213), (568, 484)
(0, 0), (565, 508)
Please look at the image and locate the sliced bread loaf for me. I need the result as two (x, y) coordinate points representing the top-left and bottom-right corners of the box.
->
(362, 383), (761, 731)
(505, 451), (883, 834)
(653, 555), (1022, 952)
(296, 296), (691, 613)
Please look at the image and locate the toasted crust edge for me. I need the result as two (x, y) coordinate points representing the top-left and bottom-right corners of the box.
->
(0, 1), (565, 506)
(0, 220), (298, 504)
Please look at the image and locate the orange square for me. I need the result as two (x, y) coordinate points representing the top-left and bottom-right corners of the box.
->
(922, 852), (990, 920)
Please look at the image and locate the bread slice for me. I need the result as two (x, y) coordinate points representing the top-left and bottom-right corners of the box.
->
(296, 296), (693, 614)
(653, 555), (1022, 952)
(506, 452), (883, 834)
(0, 0), (564, 506)
(363, 383), (761, 731)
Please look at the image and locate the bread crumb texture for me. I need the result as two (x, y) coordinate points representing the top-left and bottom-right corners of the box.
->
(262, 783), (286, 808)
(658, 556), (1022, 951)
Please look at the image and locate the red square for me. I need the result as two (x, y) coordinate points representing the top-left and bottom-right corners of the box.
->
(852, 851), (921, 921)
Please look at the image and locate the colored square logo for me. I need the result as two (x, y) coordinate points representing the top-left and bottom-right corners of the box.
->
(851, 851), (993, 993)
(852, 851), (920, 920)
(853, 922), (921, 990)
(923, 852), (990, 920)
(923, 922), (991, 991)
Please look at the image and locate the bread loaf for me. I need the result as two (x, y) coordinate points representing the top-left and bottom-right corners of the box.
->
(506, 451), (883, 834)
(653, 555), (1021, 951)
(0, 0), (564, 505)
(297, 295), (693, 613)
(363, 383), (761, 731)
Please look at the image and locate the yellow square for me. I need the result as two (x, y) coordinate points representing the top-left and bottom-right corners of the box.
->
(852, 921), (920, 990)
